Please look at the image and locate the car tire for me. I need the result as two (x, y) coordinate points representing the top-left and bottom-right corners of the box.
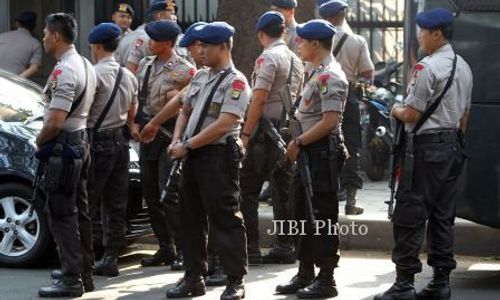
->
(0, 182), (52, 267)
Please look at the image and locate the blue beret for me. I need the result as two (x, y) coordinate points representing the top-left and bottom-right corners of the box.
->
(316, 0), (330, 7)
(296, 19), (336, 40)
(193, 22), (235, 44)
(88, 23), (122, 44)
(15, 11), (37, 23)
(179, 22), (207, 47)
(319, 0), (348, 18)
(256, 11), (285, 32)
(115, 3), (135, 17)
(270, 0), (297, 9)
(148, 0), (177, 14)
(416, 8), (454, 29)
(145, 20), (180, 41)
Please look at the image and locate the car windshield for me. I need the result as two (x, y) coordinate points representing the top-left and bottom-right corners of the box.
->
(0, 69), (44, 123)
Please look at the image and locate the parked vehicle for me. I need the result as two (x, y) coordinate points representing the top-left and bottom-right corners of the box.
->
(359, 61), (403, 181)
(0, 69), (151, 267)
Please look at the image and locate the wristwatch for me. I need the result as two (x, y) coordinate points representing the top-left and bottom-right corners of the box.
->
(181, 140), (192, 150)
(294, 137), (303, 147)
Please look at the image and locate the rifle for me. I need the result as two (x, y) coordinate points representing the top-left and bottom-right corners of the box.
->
(159, 136), (185, 205)
(280, 83), (316, 225)
(386, 119), (404, 219)
(29, 160), (45, 217)
(257, 117), (287, 167)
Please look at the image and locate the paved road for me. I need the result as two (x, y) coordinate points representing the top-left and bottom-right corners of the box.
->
(1, 244), (499, 300)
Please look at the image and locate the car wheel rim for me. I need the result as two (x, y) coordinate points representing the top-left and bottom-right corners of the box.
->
(0, 196), (40, 257)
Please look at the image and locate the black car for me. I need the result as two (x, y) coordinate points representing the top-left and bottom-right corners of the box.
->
(0, 69), (151, 267)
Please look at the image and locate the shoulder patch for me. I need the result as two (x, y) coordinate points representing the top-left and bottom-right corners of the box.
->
(231, 79), (246, 100)
(135, 38), (144, 49)
(189, 67), (196, 77)
(50, 69), (63, 89)
(411, 63), (425, 86)
(319, 74), (330, 95)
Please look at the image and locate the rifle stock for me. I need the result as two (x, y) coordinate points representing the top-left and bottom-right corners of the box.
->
(387, 119), (404, 219)
(282, 83), (316, 224)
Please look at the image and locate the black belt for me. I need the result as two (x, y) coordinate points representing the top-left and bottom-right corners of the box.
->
(188, 144), (228, 157)
(305, 133), (343, 151)
(92, 127), (125, 142)
(413, 131), (457, 144)
(55, 129), (87, 144)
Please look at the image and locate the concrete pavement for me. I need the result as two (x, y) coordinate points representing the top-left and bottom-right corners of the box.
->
(1, 245), (500, 299)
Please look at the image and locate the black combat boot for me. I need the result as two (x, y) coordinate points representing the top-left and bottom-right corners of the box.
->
(337, 188), (347, 202)
(416, 268), (451, 300)
(247, 250), (263, 265)
(82, 270), (95, 292)
(345, 188), (364, 215)
(166, 272), (206, 298)
(50, 269), (63, 280)
(50, 269), (94, 292)
(94, 251), (119, 277)
(220, 277), (245, 300)
(206, 256), (228, 286)
(141, 244), (176, 267)
(39, 274), (84, 298)
(262, 245), (295, 264)
(374, 271), (416, 300)
(276, 262), (315, 294)
(296, 267), (338, 299)
(171, 251), (184, 271)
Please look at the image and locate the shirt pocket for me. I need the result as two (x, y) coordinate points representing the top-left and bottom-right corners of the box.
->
(299, 84), (318, 113)
(207, 86), (226, 117)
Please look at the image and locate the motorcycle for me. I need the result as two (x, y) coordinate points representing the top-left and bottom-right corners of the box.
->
(359, 61), (403, 181)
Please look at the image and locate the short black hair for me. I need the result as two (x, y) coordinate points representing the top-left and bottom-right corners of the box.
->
(102, 39), (119, 52)
(430, 24), (453, 41)
(319, 38), (333, 51)
(261, 24), (285, 38)
(45, 13), (78, 44)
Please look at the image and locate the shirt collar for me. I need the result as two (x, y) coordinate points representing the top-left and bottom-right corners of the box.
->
(57, 45), (78, 61)
(318, 54), (334, 70)
(98, 55), (117, 65)
(17, 27), (31, 35)
(432, 43), (453, 56)
(266, 39), (286, 49)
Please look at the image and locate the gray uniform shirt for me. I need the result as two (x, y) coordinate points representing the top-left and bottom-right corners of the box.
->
(136, 52), (195, 116)
(285, 21), (300, 56)
(404, 44), (473, 134)
(298, 54), (348, 133)
(252, 39), (304, 120)
(333, 25), (374, 83)
(115, 25), (148, 67)
(0, 28), (42, 74)
(42, 46), (97, 131)
(184, 65), (251, 144)
(127, 27), (193, 66)
(88, 56), (138, 130)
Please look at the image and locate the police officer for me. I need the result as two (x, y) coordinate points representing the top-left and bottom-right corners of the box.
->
(319, 0), (374, 215)
(115, 0), (174, 69)
(133, 20), (195, 269)
(166, 22), (249, 300)
(374, 8), (472, 300)
(112, 3), (135, 37)
(36, 13), (97, 297)
(240, 11), (304, 265)
(140, 21), (206, 143)
(87, 23), (139, 277)
(275, 19), (348, 299)
(0, 11), (42, 78)
(126, 0), (193, 73)
(270, 0), (300, 55)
